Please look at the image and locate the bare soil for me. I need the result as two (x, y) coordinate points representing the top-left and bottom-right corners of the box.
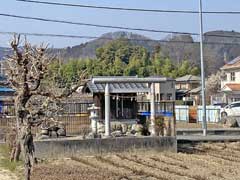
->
(0, 169), (18, 180)
(31, 142), (240, 180)
(176, 121), (225, 129)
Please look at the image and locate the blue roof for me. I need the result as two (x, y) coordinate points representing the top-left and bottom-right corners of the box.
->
(227, 56), (240, 65)
(0, 87), (15, 92)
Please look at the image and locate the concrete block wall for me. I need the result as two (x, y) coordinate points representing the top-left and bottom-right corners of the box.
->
(35, 136), (177, 158)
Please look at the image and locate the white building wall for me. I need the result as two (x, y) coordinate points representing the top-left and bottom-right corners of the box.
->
(221, 69), (240, 88)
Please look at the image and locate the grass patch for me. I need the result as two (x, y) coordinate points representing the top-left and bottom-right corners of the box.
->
(0, 144), (23, 172)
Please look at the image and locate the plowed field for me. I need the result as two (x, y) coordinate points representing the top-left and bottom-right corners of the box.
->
(31, 142), (240, 180)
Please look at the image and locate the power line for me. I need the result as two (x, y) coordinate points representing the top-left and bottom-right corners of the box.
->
(16, 0), (200, 14)
(0, 31), (99, 39)
(1, 31), (240, 46)
(16, 0), (240, 15)
(0, 13), (198, 36)
(2, 13), (240, 40)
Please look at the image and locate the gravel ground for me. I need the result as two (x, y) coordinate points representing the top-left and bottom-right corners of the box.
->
(31, 142), (240, 180)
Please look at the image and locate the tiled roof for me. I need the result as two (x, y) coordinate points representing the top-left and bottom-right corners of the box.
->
(84, 76), (173, 93)
(221, 56), (240, 70)
(176, 75), (201, 82)
(223, 83), (240, 91)
(176, 89), (189, 94)
(86, 81), (150, 93)
(189, 86), (201, 94)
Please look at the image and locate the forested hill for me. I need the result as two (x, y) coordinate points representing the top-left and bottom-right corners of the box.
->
(53, 31), (159, 60)
(53, 30), (240, 75)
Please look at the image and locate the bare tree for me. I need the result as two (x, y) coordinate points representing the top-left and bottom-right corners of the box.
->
(206, 71), (224, 95)
(5, 35), (87, 180)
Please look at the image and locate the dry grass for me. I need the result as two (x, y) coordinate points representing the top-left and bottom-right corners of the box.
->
(0, 144), (23, 180)
(31, 142), (240, 180)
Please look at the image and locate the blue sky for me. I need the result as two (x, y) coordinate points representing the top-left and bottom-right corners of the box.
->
(1, 0), (240, 48)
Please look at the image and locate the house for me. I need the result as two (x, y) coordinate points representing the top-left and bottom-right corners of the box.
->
(0, 74), (15, 116)
(153, 76), (175, 101)
(175, 75), (201, 105)
(220, 56), (240, 103)
(188, 86), (201, 106)
(143, 76), (176, 102)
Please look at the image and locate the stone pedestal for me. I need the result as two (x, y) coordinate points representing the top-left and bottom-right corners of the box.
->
(88, 104), (100, 135)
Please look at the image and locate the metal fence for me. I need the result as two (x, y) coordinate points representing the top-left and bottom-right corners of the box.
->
(175, 105), (221, 123)
(0, 102), (15, 116)
(197, 106), (221, 123)
(0, 117), (15, 127)
(175, 106), (189, 121)
(137, 101), (175, 117)
(56, 115), (91, 135)
(0, 102), (92, 136)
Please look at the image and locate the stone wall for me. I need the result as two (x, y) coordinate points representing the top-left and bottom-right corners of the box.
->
(35, 136), (177, 158)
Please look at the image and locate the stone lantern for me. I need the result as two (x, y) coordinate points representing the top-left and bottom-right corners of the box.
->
(88, 104), (100, 135)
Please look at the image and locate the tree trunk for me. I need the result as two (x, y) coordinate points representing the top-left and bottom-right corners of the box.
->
(13, 118), (21, 161)
(14, 140), (21, 161)
(8, 128), (21, 162)
(20, 125), (35, 180)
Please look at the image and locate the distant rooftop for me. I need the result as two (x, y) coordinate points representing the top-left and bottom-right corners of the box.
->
(0, 87), (15, 92)
(149, 75), (175, 81)
(221, 56), (240, 70)
(189, 86), (201, 94)
(176, 75), (201, 82)
(222, 83), (240, 92)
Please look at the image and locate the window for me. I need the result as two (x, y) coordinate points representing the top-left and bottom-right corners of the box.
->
(160, 93), (164, 100)
(231, 72), (236, 81)
(191, 83), (199, 89)
(167, 94), (172, 100)
(222, 73), (227, 81)
(175, 84), (180, 89)
(234, 98), (240, 102)
(231, 103), (240, 108)
(180, 84), (187, 90)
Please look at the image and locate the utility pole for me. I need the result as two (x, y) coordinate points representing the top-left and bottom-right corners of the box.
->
(199, 0), (207, 136)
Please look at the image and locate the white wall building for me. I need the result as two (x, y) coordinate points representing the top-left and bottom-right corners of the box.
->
(221, 56), (240, 103)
